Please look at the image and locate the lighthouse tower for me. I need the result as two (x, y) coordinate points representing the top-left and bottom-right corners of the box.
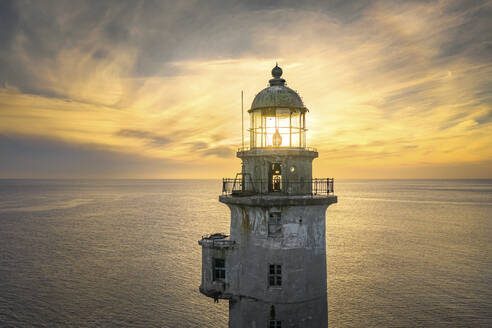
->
(199, 65), (337, 327)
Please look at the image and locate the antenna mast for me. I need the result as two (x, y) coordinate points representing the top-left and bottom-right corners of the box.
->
(241, 90), (244, 149)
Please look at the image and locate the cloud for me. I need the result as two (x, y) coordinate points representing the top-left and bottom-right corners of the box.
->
(202, 146), (235, 159)
(116, 129), (171, 147)
(0, 0), (491, 178)
(0, 1), (18, 48)
(476, 109), (492, 125)
(0, 134), (238, 178)
(0, 134), (174, 178)
(187, 142), (209, 151)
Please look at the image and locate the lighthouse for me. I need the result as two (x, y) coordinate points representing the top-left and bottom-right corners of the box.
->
(199, 65), (337, 327)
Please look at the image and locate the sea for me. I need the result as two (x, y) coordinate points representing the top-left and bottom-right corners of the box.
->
(0, 179), (491, 327)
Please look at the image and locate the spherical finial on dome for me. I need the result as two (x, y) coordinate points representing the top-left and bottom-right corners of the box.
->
(272, 63), (283, 79)
(252, 65), (306, 110)
(269, 63), (285, 86)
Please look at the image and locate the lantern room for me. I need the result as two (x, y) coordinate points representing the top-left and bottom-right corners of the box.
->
(249, 65), (307, 149)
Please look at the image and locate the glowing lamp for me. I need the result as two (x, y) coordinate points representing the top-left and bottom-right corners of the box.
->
(272, 129), (282, 147)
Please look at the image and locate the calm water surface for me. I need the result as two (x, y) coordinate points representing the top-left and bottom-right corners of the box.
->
(0, 179), (491, 327)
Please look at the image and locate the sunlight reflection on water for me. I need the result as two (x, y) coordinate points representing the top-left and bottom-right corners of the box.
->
(0, 179), (491, 327)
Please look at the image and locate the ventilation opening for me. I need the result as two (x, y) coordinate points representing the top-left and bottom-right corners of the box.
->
(268, 212), (282, 237)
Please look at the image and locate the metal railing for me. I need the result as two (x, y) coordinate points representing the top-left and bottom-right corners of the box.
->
(222, 178), (334, 196)
(237, 146), (317, 153)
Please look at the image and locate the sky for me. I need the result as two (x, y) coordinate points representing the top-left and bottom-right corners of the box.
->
(0, 0), (491, 179)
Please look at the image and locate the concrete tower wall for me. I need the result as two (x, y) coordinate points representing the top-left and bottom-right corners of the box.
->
(225, 203), (329, 302)
(228, 296), (328, 328)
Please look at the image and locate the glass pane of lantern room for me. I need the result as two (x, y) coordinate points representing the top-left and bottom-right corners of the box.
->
(276, 109), (290, 147)
(250, 113), (254, 148)
(265, 116), (275, 147)
(253, 110), (262, 148)
(291, 111), (300, 147)
(300, 112), (306, 148)
(254, 110), (262, 129)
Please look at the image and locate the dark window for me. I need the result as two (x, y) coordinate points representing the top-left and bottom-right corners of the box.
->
(214, 258), (225, 281)
(268, 212), (282, 237)
(268, 264), (282, 286)
(272, 163), (281, 175)
(269, 305), (281, 328)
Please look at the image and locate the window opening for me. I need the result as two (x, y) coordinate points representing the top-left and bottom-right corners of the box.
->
(268, 264), (282, 287)
(269, 305), (281, 328)
(214, 258), (225, 281)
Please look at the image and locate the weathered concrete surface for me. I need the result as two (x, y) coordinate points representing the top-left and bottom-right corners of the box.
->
(229, 296), (328, 328)
(199, 235), (237, 299)
(199, 202), (334, 303)
(224, 203), (330, 302)
(201, 175), (335, 326)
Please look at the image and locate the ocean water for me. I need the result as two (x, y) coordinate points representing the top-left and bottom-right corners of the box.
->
(0, 179), (491, 327)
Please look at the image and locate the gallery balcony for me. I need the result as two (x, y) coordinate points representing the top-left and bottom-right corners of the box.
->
(219, 177), (337, 207)
(221, 178), (334, 196)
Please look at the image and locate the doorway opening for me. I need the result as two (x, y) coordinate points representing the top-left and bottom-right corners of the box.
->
(269, 163), (282, 192)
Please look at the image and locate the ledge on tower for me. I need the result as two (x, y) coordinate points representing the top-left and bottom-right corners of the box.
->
(219, 194), (337, 206)
(198, 233), (236, 248)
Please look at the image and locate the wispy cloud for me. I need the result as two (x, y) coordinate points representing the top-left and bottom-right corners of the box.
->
(116, 129), (171, 147)
(202, 147), (235, 159)
(0, 0), (491, 178)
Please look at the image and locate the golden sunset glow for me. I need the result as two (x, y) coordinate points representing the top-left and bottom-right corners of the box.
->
(1, 1), (491, 178)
